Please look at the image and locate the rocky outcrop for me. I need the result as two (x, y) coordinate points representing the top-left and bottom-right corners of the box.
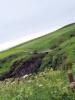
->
(0, 52), (47, 80)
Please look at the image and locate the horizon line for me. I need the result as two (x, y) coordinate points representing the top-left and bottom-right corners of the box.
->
(0, 22), (74, 52)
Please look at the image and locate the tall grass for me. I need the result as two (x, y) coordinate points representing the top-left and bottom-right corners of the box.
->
(0, 69), (75, 100)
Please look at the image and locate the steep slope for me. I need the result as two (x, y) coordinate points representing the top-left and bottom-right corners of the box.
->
(0, 23), (75, 79)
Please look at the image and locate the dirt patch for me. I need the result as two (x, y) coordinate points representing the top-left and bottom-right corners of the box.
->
(0, 53), (47, 80)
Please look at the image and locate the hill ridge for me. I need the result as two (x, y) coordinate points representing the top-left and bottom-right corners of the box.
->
(0, 23), (75, 80)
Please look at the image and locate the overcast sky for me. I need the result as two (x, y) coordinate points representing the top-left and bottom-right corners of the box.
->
(0, 0), (75, 51)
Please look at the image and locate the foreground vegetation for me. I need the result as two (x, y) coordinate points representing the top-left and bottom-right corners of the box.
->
(0, 68), (75, 100)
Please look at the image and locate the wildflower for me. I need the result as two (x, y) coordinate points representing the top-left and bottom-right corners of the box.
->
(38, 84), (43, 87)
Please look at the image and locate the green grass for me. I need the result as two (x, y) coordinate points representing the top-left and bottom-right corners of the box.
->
(0, 68), (75, 100)
(0, 23), (75, 59)
(0, 23), (75, 99)
(0, 23), (75, 76)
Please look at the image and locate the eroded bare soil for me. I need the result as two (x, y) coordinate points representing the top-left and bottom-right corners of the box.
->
(0, 53), (47, 80)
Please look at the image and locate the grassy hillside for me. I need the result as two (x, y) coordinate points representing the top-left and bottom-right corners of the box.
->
(0, 23), (75, 100)
(0, 23), (75, 76)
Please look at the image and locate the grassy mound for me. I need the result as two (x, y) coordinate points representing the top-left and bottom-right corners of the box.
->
(0, 23), (75, 100)
(0, 23), (75, 76)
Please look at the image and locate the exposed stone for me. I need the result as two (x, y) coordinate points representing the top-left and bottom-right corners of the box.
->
(0, 52), (47, 81)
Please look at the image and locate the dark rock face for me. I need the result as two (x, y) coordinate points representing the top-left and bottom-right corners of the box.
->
(12, 58), (41, 77)
(0, 53), (47, 80)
